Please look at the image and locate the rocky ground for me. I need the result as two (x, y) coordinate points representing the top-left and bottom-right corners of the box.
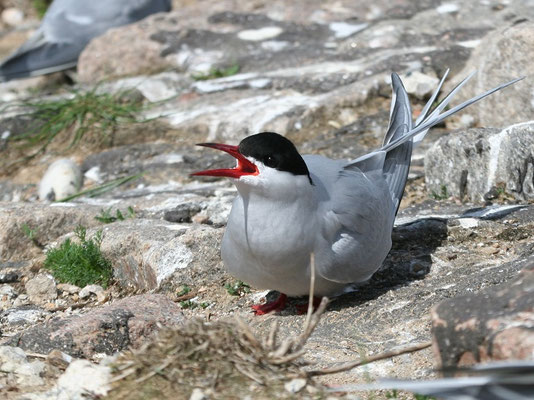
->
(0, 0), (533, 399)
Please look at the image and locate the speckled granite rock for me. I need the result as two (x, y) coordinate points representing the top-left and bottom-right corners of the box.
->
(425, 121), (534, 203)
(8, 294), (184, 358)
(431, 261), (534, 369)
(446, 22), (534, 128)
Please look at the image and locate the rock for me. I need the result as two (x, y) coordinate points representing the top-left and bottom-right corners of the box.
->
(0, 345), (45, 387)
(400, 71), (440, 99)
(0, 283), (17, 298)
(425, 122), (534, 203)
(25, 274), (57, 305)
(431, 263), (534, 368)
(3, 305), (48, 326)
(12, 293), (31, 308)
(0, 345), (27, 370)
(46, 349), (73, 369)
(78, 14), (173, 83)
(284, 378), (307, 393)
(77, 3), (518, 143)
(9, 294), (184, 358)
(56, 283), (80, 295)
(1, 7), (24, 27)
(45, 359), (111, 399)
(78, 284), (104, 300)
(14, 360), (46, 387)
(164, 203), (202, 223)
(189, 388), (207, 400)
(38, 159), (83, 202)
(446, 22), (534, 127)
(0, 271), (19, 283)
(94, 219), (224, 290)
(0, 202), (103, 261)
(0, 283), (17, 310)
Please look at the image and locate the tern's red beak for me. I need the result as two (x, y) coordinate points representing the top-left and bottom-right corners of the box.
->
(192, 143), (259, 179)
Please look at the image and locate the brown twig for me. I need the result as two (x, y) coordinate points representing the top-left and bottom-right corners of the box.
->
(306, 341), (432, 377)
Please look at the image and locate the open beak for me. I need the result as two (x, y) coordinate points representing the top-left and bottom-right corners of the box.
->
(191, 143), (259, 179)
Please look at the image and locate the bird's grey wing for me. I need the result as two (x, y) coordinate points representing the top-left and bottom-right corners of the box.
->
(0, 0), (171, 81)
(314, 168), (394, 283)
(45, 0), (171, 39)
(0, 32), (79, 81)
(381, 73), (413, 217)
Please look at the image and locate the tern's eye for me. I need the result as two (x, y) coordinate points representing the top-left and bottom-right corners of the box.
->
(264, 155), (278, 168)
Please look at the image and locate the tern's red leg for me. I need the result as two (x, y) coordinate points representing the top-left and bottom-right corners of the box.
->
(251, 293), (288, 315)
(296, 296), (322, 314)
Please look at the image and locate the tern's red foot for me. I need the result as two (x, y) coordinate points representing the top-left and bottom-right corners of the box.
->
(296, 296), (322, 314)
(251, 293), (288, 315)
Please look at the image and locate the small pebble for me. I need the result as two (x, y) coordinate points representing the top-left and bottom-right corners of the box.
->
(284, 378), (307, 393)
(1, 7), (24, 26)
(47, 349), (73, 369)
(79, 284), (104, 299)
(57, 283), (81, 295)
(189, 388), (207, 400)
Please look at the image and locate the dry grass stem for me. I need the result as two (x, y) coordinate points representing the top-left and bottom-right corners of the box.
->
(307, 341), (432, 377)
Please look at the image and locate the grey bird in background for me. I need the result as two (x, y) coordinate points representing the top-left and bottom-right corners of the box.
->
(193, 71), (522, 315)
(0, 0), (172, 81)
(332, 360), (534, 400)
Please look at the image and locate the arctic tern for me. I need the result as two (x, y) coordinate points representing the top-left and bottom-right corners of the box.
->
(193, 71), (521, 314)
(0, 0), (171, 81)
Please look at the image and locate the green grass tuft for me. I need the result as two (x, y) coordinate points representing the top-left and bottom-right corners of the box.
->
(176, 285), (191, 297)
(179, 300), (210, 309)
(21, 223), (44, 248)
(44, 226), (113, 288)
(12, 88), (143, 159)
(430, 184), (449, 200)
(95, 206), (135, 224)
(192, 64), (240, 81)
(224, 280), (250, 296)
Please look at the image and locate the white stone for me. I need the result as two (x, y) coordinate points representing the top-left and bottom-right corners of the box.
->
(52, 360), (111, 399)
(15, 361), (45, 387)
(79, 284), (104, 299)
(25, 274), (57, 305)
(189, 388), (207, 400)
(436, 3), (459, 13)
(0, 284), (17, 298)
(329, 22), (368, 38)
(400, 71), (440, 99)
(83, 166), (102, 184)
(1, 7), (24, 26)
(284, 378), (307, 393)
(12, 293), (31, 307)
(458, 39), (481, 48)
(39, 159), (83, 201)
(5, 307), (47, 325)
(249, 78), (271, 89)
(0, 346), (27, 371)
(261, 40), (289, 51)
(57, 283), (81, 294)
(144, 239), (194, 285)
(237, 26), (283, 41)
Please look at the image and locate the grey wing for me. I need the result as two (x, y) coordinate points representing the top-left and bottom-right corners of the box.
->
(382, 73), (413, 217)
(43, 0), (171, 42)
(315, 168), (394, 283)
(0, 0), (171, 81)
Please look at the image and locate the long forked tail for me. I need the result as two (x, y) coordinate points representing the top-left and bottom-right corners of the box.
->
(345, 71), (523, 217)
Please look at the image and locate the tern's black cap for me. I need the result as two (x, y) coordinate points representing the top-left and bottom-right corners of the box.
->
(238, 132), (312, 182)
